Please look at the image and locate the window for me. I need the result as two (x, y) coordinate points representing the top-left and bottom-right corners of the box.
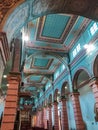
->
(55, 71), (59, 79)
(73, 44), (81, 58)
(62, 64), (65, 70)
(90, 23), (98, 35)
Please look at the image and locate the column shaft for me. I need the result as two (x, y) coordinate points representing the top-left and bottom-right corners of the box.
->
(61, 99), (69, 130)
(43, 107), (47, 129)
(71, 92), (85, 130)
(53, 102), (59, 130)
(48, 105), (52, 130)
(40, 110), (43, 128)
(1, 73), (21, 130)
(90, 80), (98, 121)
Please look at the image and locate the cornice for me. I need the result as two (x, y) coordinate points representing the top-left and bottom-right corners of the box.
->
(70, 34), (98, 69)
(68, 18), (91, 50)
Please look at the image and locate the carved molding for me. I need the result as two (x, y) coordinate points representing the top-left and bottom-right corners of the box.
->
(0, 0), (24, 30)
(36, 15), (77, 44)
(0, 0), (98, 32)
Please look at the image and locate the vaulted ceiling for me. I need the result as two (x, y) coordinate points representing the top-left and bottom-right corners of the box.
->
(1, 0), (98, 106)
(21, 14), (90, 100)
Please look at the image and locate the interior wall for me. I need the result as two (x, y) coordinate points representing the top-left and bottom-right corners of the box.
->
(0, 98), (5, 118)
(0, 51), (5, 88)
(67, 99), (76, 129)
(79, 85), (98, 130)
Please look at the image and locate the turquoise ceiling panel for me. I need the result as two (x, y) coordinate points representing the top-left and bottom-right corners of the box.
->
(29, 75), (42, 82)
(25, 87), (37, 91)
(34, 58), (49, 67)
(42, 14), (70, 39)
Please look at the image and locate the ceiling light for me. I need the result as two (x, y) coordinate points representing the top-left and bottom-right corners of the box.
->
(23, 35), (29, 42)
(3, 75), (7, 78)
(65, 86), (67, 89)
(7, 84), (9, 87)
(58, 91), (60, 94)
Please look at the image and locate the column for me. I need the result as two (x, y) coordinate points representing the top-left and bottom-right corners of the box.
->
(90, 79), (98, 121)
(36, 110), (40, 127)
(1, 38), (21, 130)
(48, 104), (52, 130)
(61, 98), (69, 130)
(1, 72), (21, 130)
(43, 107), (47, 129)
(40, 109), (44, 128)
(53, 101), (59, 130)
(71, 92), (85, 130)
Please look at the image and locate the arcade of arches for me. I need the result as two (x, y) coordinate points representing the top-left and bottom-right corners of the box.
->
(0, 0), (98, 130)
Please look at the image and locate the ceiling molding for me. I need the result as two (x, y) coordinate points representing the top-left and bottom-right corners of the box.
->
(30, 57), (53, 70)
(36, 15), (78, 44)
(68, 18), (91, 50)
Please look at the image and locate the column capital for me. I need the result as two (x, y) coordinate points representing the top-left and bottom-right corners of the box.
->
(53, 100), (58, 105)
(47, 103), (52, 108)
(38, 106), (43, 111)
(59, 96), (67, 102)
(70, 92), (80, 97)
(89, 77), (98, 86)
(7, 72), (21, 82)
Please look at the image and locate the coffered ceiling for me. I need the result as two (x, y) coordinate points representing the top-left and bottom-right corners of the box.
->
(22, 13), (91, 100)
(1, 0), (98, 107)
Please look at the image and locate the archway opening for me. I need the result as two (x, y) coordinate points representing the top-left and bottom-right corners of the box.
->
(73, 69), (90, 90)
(61, 81), (69, 98)
(73, 69), (98, 129)
(93, 55), (98, 77)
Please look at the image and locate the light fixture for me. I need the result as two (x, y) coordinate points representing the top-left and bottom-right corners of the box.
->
(58, 91), (60, 94)
(3, 75), (7, 78)
(65, 86), (67, 89)
(7, 84), (9, 87)
(84, 44), (95, 53)
(23, 35), (29, 42)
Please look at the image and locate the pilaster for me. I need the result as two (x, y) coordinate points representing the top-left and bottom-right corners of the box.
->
(60, 98), (69, 130)
(1, 72), (21, 130)
(71, 92), (85, 130)
(89, 78), (98, 121)
(53, 101), (59, 130)
(48, 104), (52, 130)
(43, 106), (47, 129)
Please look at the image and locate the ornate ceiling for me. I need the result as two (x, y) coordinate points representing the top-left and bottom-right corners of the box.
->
(0, 0), (98, 106)
(21, 14), (91, 101)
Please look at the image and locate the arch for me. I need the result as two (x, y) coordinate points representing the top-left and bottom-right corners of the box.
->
(44, 98), (48, 106)
(0, 0), (25, 30)
(54, 89), (60, 102)
(73, 69), (90, 90)
(26, 51), (69, 71)
(1, 0), (98, 31)
(93, 55), (98, 77)
(61, 81), (69, 96)
(48, 94), (52, 104)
